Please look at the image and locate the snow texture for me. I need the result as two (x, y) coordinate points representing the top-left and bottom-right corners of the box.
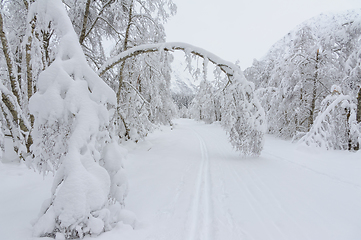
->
(1, 119), (360, 240)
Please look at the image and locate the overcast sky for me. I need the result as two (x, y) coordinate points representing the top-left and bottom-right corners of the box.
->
(165, 0), (361, 70)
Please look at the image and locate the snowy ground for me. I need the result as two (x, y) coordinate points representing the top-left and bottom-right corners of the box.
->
(1, 118), (361, 240)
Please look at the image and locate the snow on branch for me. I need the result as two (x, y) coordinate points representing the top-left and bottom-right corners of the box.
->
(98, 42), (239, 78)
(102, 43), (266, 156)
(299, 88), (360, 150)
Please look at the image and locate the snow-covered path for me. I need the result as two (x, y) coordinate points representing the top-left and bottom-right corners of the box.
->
(1, 118), (361, 240)
(120, 119), (361, 240)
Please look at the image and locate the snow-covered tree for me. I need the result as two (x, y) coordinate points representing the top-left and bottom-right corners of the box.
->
(0, 0), (178, 160)
(107, 0), (176, 140)
(190, 78), (219, 123)
(100, 42), (266, 156)
(245, 10), (361, 140)
(0, 1), (33, 158)
(0, 1), (270, 239)
(299, 85), (360, 150)
(28, 1), (127, 238)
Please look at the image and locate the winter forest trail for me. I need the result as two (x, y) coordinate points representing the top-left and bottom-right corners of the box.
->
(1, 119), (361, 240)
(119, 119), (361, 240)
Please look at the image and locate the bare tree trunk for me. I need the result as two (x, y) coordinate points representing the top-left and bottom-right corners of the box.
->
(0, 11), (21, 105)
(41, 27), (52, 68)
(1, 92), (32, 155)
(115, 1), (134, 139)
(0, 9), (33, 156)
(116, 0), (133, 104)
(25, 18), (36, 127)
(308, 49), (319, 131)
(357, 87), (361, 123)
(79, 0), (91, 45)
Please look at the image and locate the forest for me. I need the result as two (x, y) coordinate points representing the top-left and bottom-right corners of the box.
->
(0, 0), (360, 239)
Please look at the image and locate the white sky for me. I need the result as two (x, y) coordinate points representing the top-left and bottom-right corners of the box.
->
(165, 0), (361, 70)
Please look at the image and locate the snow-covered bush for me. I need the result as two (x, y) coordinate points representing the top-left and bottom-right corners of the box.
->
(299, 85), (361, 150)
(28, 0), (127, 238)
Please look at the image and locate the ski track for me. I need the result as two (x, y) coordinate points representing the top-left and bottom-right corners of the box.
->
(187, 129), (213, 240)
(2, 119), (361, 240)
(129, 120), (361, 240)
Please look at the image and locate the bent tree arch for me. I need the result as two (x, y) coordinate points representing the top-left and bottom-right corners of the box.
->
(99, 42), (267, 156)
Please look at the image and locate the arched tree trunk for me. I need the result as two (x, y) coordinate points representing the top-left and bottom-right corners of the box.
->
(99, 42), (266, 156)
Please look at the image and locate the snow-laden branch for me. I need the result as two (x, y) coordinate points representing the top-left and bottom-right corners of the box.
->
(98, 42), (240, 78)
(299, 91), (360, 150)
(98, 42), (266, 156)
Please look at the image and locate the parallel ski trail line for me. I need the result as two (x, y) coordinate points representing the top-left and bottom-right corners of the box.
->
(187, 129), (213, 240)
(120, 120), (361, 240)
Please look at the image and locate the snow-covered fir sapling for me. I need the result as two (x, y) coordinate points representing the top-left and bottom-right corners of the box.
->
(28, 0), (128, 238)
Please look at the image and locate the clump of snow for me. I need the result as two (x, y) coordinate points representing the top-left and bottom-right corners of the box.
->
(331, 84), (342, 95)
(102, 142), (129, 206)
(118, 209), (139, 229)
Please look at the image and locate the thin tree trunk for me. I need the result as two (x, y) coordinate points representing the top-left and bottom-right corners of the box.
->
(0, 11), (21, 105)
(308, 49), (319, 131)
(79, 0), (91, 45)
(115, 1), (134, 139)
(117, 61), (126, 105)
(117, 0), (133, 102)
(26, 35), (35, 126)
(1, 92), (32, 155)
(357, 87), (361, 123)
